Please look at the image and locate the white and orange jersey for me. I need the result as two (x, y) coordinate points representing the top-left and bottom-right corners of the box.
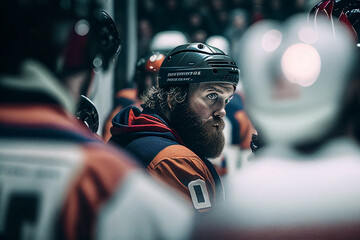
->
(0, 104), (193, 240)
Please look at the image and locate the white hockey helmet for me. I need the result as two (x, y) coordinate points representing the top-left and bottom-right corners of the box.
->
(150, 30), (189, 54)
(239, 13), (356, 145)
(206, 35), (231, 55)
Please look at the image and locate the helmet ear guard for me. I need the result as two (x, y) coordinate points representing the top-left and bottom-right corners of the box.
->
(157, 43), (239, 88)
(61, 9), (121, 75)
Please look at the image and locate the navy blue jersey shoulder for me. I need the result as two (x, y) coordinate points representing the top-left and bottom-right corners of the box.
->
(126, 136), (179, 167)
(110, 106), (181, 167)
(0, 123), (100, 143)
(225, 93), (244, 145)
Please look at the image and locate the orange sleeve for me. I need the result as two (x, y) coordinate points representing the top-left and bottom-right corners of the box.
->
(147, 145), (217, 210)
(59, 145), (137, 240)
(234, 111), (256, 149)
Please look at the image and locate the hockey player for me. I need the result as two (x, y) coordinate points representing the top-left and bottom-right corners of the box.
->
(0, 1), (193, 239)
(110, 43), (239, 212)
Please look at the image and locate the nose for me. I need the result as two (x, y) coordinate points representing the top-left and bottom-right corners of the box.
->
(214, 104), (226, 119)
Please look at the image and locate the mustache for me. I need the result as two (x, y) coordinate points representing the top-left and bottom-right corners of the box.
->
(205, 118), (225, 130)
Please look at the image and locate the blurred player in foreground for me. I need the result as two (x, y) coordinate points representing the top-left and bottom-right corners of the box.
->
(193, 7), (360, 239)
(0, 1), (193, 239)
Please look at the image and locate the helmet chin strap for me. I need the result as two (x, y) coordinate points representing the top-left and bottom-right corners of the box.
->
(76, 70), (100, 133)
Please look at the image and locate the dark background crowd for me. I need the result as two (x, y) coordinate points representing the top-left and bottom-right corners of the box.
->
(136, 0), (310, 58)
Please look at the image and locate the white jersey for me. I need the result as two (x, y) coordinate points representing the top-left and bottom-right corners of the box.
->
(194, 137), (360, 239)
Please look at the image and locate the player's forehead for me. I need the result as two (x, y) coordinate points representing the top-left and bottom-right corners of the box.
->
(194, 82), (235, 94)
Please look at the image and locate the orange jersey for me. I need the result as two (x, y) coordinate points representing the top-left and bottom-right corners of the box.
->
(148, 144), (224, 211)
(110, 106), (225, 212)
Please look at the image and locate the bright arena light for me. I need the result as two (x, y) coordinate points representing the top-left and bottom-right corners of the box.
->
(281, 43), (321, 87)
(261, 29), (282, 52)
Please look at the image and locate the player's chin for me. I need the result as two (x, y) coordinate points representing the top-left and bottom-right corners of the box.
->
(211, 121), (225, 131)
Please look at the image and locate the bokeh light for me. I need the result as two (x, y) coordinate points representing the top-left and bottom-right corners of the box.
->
(75, 19), (90, 36)
(261, 29), (282, 52)
(281, 43), (321, 87)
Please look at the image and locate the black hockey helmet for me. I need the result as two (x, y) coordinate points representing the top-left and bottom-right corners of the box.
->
(93, 10), (122, 71)
(157, 43), (239, 87)
(0, 0), (121, 76)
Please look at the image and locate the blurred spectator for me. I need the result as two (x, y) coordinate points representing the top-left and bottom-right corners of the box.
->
(294, 0), (309, 13)
(138, 0), (158, 21)
(224, 8), (249, 64)
(186, 9), (212, 42)
(207, 0), (231, 35)
(191, 29), (209, 43)
(229, 0), (252, 10)
(265, 0), (289, 20)
(250, 0), (266, 23)
(136, 0), (315, 60)
(156, 0), (185, 32)
(137, 18), (154, 58)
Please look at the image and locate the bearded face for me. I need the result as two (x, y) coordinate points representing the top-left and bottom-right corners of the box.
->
(170, 100), (225, 159)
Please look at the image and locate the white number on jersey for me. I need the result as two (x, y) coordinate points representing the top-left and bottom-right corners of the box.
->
(0, 141), (83, 240)
(188, 179), (211, 210)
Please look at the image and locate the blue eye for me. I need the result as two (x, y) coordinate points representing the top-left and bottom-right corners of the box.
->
(207, 93), (218, 100)
(225, 96), (233, 105)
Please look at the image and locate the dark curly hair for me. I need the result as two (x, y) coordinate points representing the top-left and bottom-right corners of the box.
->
(140, 84), (191, 112)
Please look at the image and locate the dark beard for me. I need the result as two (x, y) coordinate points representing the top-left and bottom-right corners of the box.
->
(170, 101), (225, 159)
